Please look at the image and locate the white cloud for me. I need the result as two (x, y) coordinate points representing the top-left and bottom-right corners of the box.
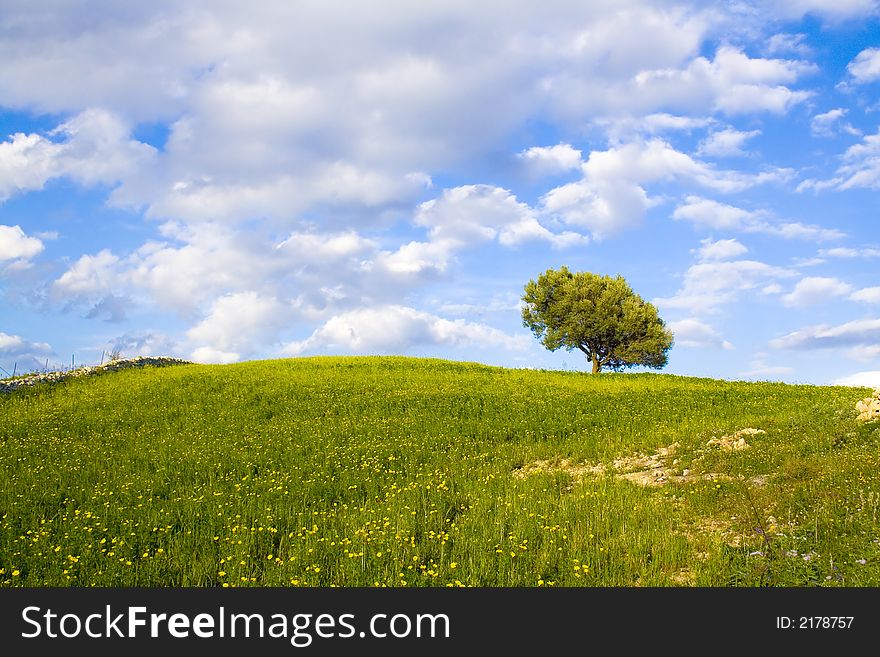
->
(810, 108), (859, 137)
(0, 225), (44, 262)
(518, 144), (582, 175)
(820, 247), (880, 258)
(767, 223), (845, 241)
(765, 33), (811, 57)
(694, 237), (748, 261)
(0, 332), (53, 361)
(0, 110), (155, 202)
(51, 249), (131, 320)
(49, 219), (467, 324)
(672, 196), (844, 241)
(798, 129), (880, 191)
(668, 318), (734, 349)
(847, 47), (880, 84)
(0, 133), (62, 201)
(281, 305), (529, 355)
(831, 370), (880, 387)
(696, 128), (761, 157)
(851, 287), (880, 303)
(655, 259), (795, 313)
(187, 291), (286, 361)
(0, 3), (825, 233)
(833, 130), (880, 190)
(377, 240), (454, 276)
(190, 346), (241, 365)
(771, 318), (880, 349)
(673, 196), (758, 230)
(739, 353), (794, 379)
(53, 249), (121, 296)
(541, 141), (790, 238)
(410, 184), (588, 253)
(782, 276), (853, 307)
(593, 113), (715, 141)
(276, 231), (376, 261)
(629, 46), (816, 116)
(129, 223), (294, 314)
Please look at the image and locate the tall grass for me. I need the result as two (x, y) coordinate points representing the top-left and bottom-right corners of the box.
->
(0, 356), (876, 587)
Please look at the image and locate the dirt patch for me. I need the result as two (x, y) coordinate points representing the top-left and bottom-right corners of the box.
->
(670, 568), (696, 586)
(512, 458), (605, 480)
(690, 517), (743, 547)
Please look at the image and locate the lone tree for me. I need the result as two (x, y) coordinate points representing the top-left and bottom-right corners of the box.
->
(521, 266), (673, 373)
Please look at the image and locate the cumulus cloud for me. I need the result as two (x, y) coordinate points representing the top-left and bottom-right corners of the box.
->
(130, 223), (299, 314)
(694, 237), (748, 262)
(541, 141), (790, 238)
(53, 249), (121, 296)
(517, 144), (582, 175)
(0, 331), (53, 362)
(0, 2), (829, 233)
(655, 258), (795, 313)
(668, 318), (734, 349)
(595, 113), (715, 141)
(771, 318), (880, 349)
(628, 46), (815, 116)
(0, 225), (44, 262)
(0, 109), (155, 202)
(419, 184), (589, 247)
(187, 291), (287, 362)
(810, 108), (859, 137)
(672, 196), (844, 241)
(831, 370), (880, 387)
(281, 305), (529, 355)
(764, 33), (811, 57)
(798, 129), (880, 191)
(782, 276), (853, 307)
(49, 216), (496, 327)
(851, 287), (880, 304)
(51, 249), (132, 320)
(190, 346), (241, 365)
(847, 47), (880, 84)
(696, 128), (761, 157)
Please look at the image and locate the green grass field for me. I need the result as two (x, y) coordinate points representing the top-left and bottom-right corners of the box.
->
(1, 356), (877, 587)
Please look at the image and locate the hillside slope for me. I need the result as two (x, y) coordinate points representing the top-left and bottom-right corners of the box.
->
(1, 356), (876, 587)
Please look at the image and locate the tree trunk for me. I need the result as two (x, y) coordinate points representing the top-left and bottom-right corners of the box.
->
(591, 353), (601, 374)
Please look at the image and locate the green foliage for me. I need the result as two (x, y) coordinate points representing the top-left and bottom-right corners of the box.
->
(0, 356), (875, 587)
(521, 266), (673, 373)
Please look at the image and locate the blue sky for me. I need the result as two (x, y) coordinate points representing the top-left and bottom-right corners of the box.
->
(1, 0), (880, 386)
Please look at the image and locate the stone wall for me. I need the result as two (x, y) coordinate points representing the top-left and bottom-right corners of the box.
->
(0, 357), (192, 394)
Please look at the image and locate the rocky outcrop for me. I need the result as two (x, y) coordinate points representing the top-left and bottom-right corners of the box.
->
(706, 428), (765, 451)
(856, 389), (880, 422)
(512, 429), (769, 488)
(0, 356), (192, 393)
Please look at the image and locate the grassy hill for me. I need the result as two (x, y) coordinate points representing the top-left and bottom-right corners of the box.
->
(1, 356), (877, 587)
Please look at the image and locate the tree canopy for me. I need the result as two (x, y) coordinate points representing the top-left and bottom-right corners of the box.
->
(521, 267), (673, 373)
